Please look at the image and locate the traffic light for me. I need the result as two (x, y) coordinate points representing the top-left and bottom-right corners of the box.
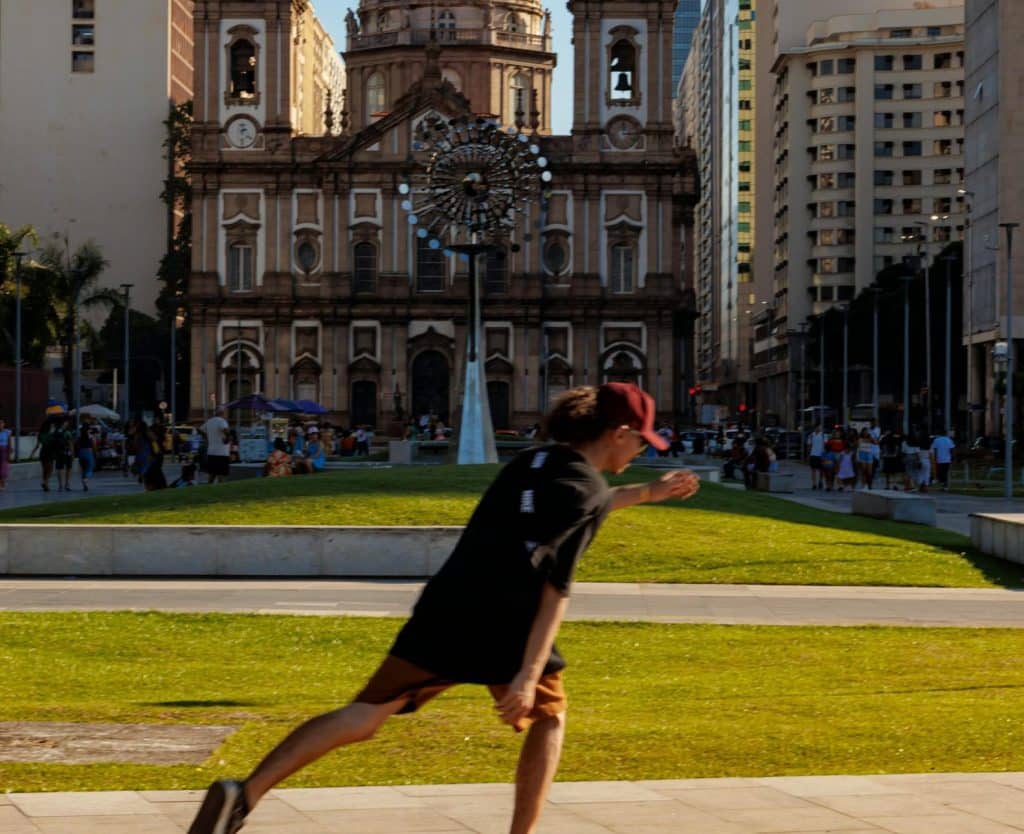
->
(738, 403), (748, 413)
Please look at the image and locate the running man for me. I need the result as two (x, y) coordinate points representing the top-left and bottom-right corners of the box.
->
(188, 382), (701, 834)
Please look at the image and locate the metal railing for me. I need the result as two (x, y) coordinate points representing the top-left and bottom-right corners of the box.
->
(348, 28), (548, 52)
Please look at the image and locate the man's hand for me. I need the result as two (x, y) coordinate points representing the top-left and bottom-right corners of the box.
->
(495, 672), (537, 726)
(647, 469), (701, 503)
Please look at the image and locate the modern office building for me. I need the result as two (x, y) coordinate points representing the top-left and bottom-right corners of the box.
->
(760, 1), (965, 427)
(964, 0), (1024, 437)
(680, 0), (772, 416)
(672, 0), (701, 91)
(0, 0), (195, 313)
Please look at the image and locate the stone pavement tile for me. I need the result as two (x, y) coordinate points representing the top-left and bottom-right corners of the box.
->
(270, 785), (425, 811)
(434, 807), (613, 834)
(715, 806), (874, 832)
(138, 790), (206, 803)
(569, 800), (748, 834)
(757, 776), (908, 798)
(395, 782), (510, 797)
(944, 801), (1024, 828)
(905, 780), (1024, 805)
(9, 792), (158, 818)
(863, 813), (1024, 833)
(0, 810), (28, 826)
(547, 781), (673, 804)
(809, 794), (959, 817)
(31, 816), (183, 834)
(302, 807), (474, 833)
(144, 802), (198, 829)
(637, 777), (765, 791)
(662, 786), (819, 812)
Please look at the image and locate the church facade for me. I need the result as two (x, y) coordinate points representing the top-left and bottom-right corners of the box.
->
(186, 0), (697, 432)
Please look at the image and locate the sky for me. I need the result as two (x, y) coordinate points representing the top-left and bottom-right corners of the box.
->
(315, 2), (576, 134)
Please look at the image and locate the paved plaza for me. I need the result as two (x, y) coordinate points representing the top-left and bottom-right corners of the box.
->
(6, 773), (1024, 833)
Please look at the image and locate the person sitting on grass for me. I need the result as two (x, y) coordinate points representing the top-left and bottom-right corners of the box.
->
(262, 438), (293, 478)
(292, 428), (326, 475)
(187, 382), (702, 834)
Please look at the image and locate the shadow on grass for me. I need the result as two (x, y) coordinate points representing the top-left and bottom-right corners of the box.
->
(678, 486), (1024, 590)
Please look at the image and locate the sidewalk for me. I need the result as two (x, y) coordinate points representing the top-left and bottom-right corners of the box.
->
(6, 773), (1024, 832)
(3, 579), (1024, 627)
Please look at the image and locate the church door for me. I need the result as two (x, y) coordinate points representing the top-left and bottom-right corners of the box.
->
(487, 380), (510, 430)
(351, 380), (377, 428)
(412, 350), (450, 422)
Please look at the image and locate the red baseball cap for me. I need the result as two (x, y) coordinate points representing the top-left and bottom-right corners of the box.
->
(596, 382), (668, 451)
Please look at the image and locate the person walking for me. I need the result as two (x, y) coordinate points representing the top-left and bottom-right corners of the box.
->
(880, 430), (903, 490)
(76, 421), (98, 491)
(51, 418), (75, 492)
(200, 407), (232, 484)
(836, 437), (856, 492)
(821, 428), (845, 491)
(855, 429), (877, 490)
(806, 423), (826, 489)
(143, 423), (168, 491)
(930, 428), (956, 492)
(187, 383), (701, 834)
(0, 417), (11, 490)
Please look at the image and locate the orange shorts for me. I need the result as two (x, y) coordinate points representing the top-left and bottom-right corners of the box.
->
(355, 655), (567, 733)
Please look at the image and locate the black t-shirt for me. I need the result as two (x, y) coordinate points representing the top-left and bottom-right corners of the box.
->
(390, 443), (613, 684)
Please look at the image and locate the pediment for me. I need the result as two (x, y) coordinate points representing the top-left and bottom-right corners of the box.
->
(349, 355), (382, 374)
(407, 325), (455, 354)
(485, 355), (515, 375)
(317, 80), (473, 164)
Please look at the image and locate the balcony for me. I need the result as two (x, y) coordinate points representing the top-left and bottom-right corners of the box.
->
(349, 28), (550, 52)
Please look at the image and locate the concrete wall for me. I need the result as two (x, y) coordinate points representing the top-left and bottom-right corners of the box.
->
(0, 524), (463, 577)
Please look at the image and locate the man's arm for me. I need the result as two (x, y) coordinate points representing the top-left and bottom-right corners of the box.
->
(610, 469), (701, 511)
(496, 581), (569, 726)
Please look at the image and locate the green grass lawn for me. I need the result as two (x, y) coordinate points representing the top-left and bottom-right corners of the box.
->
(0, 466), (1016, 588)
(2, 612), (1024, 792)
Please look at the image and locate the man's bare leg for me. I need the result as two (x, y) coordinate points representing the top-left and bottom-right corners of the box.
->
(509, 712), (566, 834)
(243, 699), (404, 809)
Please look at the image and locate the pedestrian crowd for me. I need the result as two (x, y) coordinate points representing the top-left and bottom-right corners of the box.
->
(805, 420), (957, 493)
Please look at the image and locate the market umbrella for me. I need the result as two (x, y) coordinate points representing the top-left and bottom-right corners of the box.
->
(294, 399), (328, 415)
(223, 394), (283, 412)
(45, 398), (67, 416)
(73, 404), (121, 420)
(267, 398), (302, 412)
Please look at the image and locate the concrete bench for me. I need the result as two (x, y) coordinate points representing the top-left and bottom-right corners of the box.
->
(755, 472), (794, 493)
(852, 490), (936, 526)
(971, 513), (1024, 565)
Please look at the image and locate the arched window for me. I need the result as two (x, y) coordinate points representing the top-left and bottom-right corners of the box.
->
(438, 10), (456, 30)
(353, 242), (377, 293)
(416, 237), (445, 292)
(509, 73), (527, 123)
(610, 243), (635, 293)
(230, 40), (257, 98)
(484, 247), (507, 295)
(366, 72), (386, 122)
(610, 40), (637, 101)
(505, 12), (524, 33)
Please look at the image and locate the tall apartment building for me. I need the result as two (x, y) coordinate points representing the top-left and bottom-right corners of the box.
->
(763, 2), (965, 426)
(672, 0), (701, 90)
(296, 11), (345, 138)
(680, 0), (772, 415)
(964, 0), (1024, 437)
(0, 0), (195, 314)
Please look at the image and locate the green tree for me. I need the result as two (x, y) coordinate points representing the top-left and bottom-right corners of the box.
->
(34, 241), (119, 405)
(0, 224), (41, 365)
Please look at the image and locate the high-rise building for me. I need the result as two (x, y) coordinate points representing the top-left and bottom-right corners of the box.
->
(0, 0), (195, 313)
(680, 0), (772, 415)
(672, 0), (701, 91)
(761, 1), (965, 427)
(964, 0), (1024, 438)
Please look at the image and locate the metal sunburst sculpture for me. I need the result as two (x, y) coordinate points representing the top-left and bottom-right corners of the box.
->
(399, 116), (552, 464)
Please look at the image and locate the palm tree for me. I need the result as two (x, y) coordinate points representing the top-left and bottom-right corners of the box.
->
(34, 241), (119, 406)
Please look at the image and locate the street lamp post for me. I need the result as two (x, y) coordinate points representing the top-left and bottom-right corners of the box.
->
(820, 314), (826, 428)
(1000, 222), (1019, 500)
(959, 189), (975, 443)
(70, 268), (86, 430)
(120, 284), (133, 421)
(913, 223), (933, 432)
(12, 252), (27, 461)
(841, 304), (849, 428)
(869, 287), (881, 427)
(941, 254), (956, 436)
(902, 274), (912, 435)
